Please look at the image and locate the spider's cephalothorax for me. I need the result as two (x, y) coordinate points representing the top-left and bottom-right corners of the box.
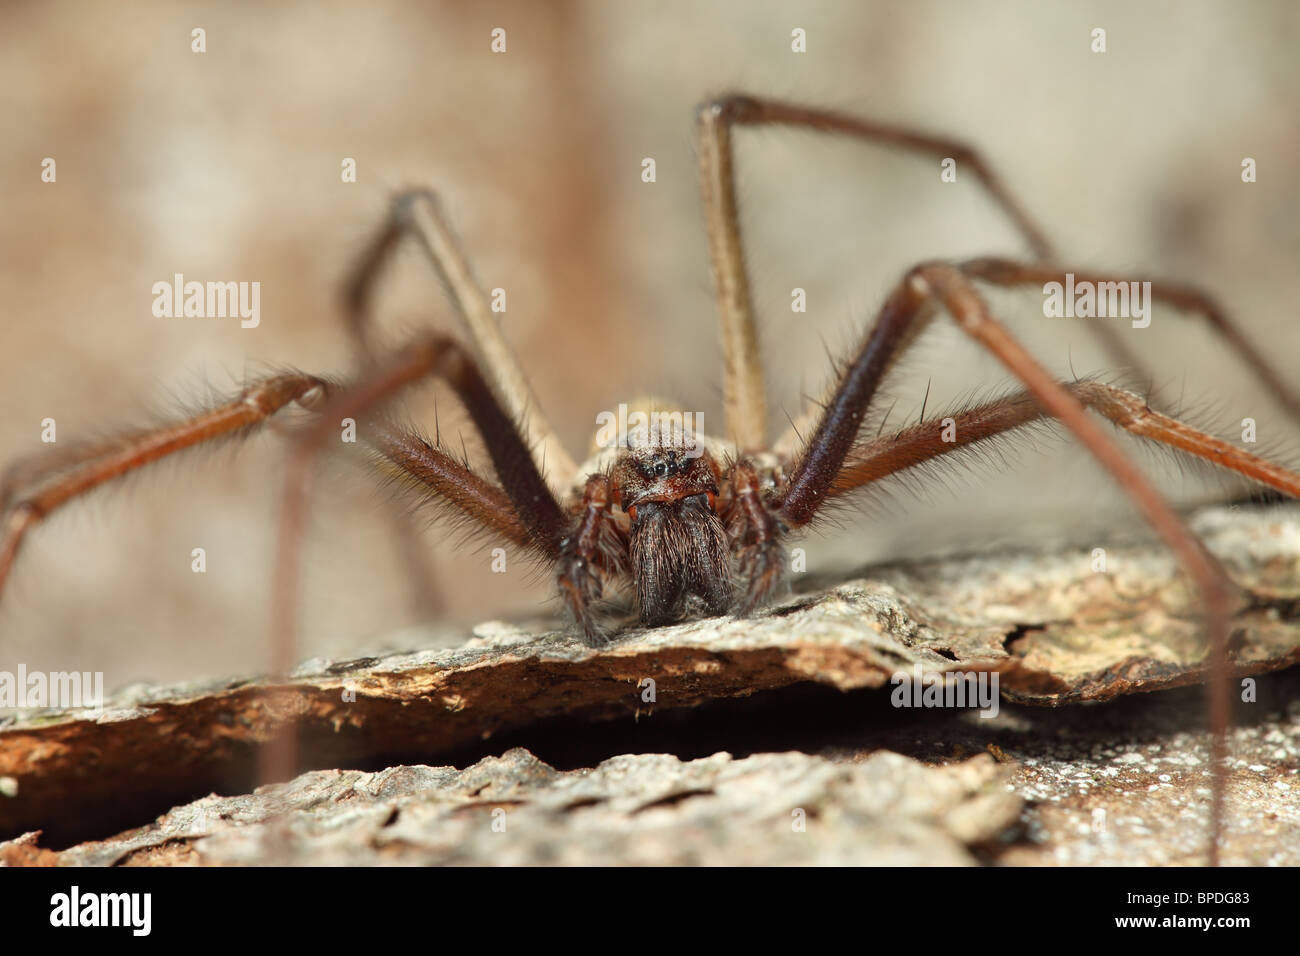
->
(554, 417), (791, 645)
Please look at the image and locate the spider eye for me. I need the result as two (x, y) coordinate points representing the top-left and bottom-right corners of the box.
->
(641, 452), (684, 480)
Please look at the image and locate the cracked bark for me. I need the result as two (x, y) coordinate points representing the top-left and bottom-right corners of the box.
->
(1, 504), (1298, 864)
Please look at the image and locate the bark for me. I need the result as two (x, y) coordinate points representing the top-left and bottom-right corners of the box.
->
(1, 504), (1297, 864)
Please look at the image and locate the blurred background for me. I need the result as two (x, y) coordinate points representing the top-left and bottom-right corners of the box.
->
(2, 0), (1298, 689)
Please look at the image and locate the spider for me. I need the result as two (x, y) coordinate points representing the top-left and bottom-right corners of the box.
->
(3, 95), (1299, 864)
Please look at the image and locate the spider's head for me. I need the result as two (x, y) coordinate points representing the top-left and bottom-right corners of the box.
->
(610, 447), (733, 625)
(611, 446), (720, 521)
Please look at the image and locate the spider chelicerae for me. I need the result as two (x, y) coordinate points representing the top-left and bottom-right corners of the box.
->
(3, 94), (1298, 863)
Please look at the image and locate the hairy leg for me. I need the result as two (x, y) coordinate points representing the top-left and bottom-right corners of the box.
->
(695, 93), (1056, 454)
(0, 435), (167, 515)
(263, 333), (573, 782)
(778, 261), (1241, 863)
(726, 460), (786, 614)
(363, 420), (537, 548)
(831, 380), (1300, 499)
(343, 188), (577, 491)
(962, 257), (1300, 423)
(273, 333), (569, 656)
(556, 474), (617, 647)
(0, 364), (542, 630)
(693, 96), (1285, 455)
(0, 373), (327, 602)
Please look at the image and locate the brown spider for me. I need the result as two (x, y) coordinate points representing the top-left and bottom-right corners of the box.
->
(3, 95), (1299, 864)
